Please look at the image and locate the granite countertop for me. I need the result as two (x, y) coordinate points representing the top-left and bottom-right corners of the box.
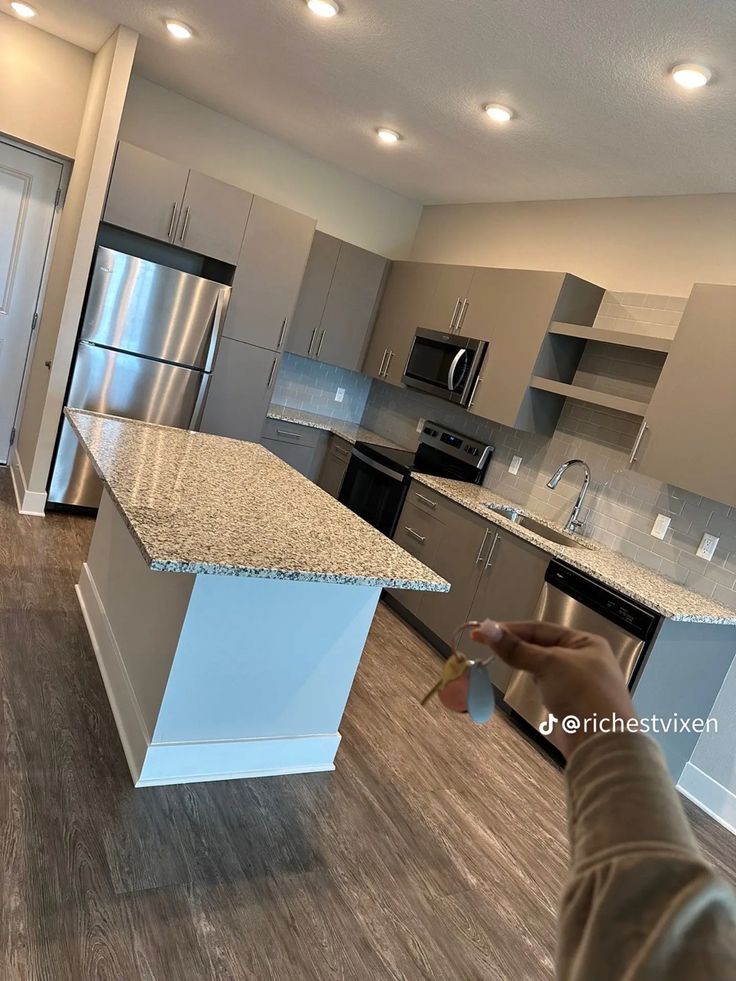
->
(412, 474), (736, 625)
(65, 409), (448, 591)
(266, 405), (409, 451)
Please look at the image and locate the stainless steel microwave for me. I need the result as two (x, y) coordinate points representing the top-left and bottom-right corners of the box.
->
(402, 328), (487, 405)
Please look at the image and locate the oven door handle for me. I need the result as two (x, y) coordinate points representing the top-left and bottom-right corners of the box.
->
(349, 447), (406, 482)
(447, 348), (467, 391)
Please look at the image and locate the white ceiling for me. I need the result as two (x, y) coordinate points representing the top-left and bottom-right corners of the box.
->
(19, 0), (736, 204)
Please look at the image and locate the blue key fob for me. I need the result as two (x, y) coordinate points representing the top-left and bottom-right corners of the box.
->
(467, 663), (495, 724)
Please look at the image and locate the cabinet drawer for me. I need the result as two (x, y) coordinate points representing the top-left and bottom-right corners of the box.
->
(405, 483), (448, 521)
(261, 418), (323, 447)
(393, 503), (444, 562)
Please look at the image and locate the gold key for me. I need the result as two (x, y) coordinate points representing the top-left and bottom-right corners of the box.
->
(420, 650), (471, 706)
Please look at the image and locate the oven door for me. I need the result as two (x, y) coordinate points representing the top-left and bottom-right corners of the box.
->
(403, 329), (486, 405)
(338, 448), (408, 537)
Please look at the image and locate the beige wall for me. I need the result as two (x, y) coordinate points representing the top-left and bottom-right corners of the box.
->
(412, 195), (736, 296)
(0, 13), (92, 158)
(16, 27), (138, 508)
(119, 76), (422, 260)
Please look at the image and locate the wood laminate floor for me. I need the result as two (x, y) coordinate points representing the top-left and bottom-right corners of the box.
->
(1, 468), (734, 980)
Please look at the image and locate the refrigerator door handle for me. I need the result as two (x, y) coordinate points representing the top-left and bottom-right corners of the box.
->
(203, 288), (229, 373)
(188, 371), (213, 431)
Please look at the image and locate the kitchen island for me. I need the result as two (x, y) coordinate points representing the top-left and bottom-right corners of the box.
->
(66, 409), (448, 787)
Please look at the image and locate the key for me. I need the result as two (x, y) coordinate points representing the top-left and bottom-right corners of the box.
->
(421, 651), (470, 707)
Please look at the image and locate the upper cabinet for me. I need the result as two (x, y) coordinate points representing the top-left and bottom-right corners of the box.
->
(287, 232), (389, 372)
(221, 197), (316, 353)
(103, 142), (255, 264)
(631, 285), (736, 507)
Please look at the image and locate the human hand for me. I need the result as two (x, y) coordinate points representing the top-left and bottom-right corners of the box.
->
(471, 620), (636, 758)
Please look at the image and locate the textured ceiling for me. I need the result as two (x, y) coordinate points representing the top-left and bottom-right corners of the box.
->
(17, 0), (736, 203)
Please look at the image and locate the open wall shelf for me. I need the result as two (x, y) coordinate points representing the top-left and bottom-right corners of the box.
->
(530, 376), (649, 417)
(549, 321), (673, 354)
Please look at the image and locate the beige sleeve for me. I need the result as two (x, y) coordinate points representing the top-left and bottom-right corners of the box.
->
(558, 731), (736, 981)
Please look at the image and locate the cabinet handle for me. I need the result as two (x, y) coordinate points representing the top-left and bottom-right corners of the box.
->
(629, 420), (648, 464)
(449, 298), (462, 332)
(468, 374), (482, 409)
(315, 330), (326, 359)
(415, 493), (437, 510)
(277, 429), (302, 439)
(179, 206), (191, 242)
(333, 445), (350, 460)
(484, 532), (501, 570)
(405, 527), (426, 544)
(267, 356), (278, 389)
(384, 349), (395, 377)
(456, 299), (469, 333)
(307, 328), (317, 357)
(167, 202), (179, 240)
(475, 528), (491, 564)
(378, 348), (388, 377)
(277, 318), (288, 350)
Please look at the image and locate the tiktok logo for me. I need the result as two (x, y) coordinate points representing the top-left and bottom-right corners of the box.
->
(539, 713), (558, 735)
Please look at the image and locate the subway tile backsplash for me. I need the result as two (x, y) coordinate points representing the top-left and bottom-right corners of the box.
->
(272, 353), (371, 424)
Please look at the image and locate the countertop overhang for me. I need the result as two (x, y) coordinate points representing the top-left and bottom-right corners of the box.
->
(65, 409), (449, 591)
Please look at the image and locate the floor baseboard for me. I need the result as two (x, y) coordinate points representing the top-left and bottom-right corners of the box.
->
(678, 762), (736, 836)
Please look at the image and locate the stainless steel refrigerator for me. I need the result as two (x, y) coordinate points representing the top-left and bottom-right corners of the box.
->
(48, 246), (230, 508)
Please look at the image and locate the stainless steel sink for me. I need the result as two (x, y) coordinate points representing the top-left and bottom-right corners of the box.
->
(484, 503), (591, 549)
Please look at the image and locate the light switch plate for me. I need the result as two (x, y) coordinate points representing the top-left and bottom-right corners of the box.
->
(508, 455), (522, 476)
(416, 417), (426, 434)
(334, 387), (345, 403)
(697, 533), (719, 561)
(650, 514), (671, 540)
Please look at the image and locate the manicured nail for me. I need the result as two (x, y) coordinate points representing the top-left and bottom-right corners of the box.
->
(474, 619), (503, 642)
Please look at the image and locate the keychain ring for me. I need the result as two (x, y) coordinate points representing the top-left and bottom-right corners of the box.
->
(451, 620), (496, 667)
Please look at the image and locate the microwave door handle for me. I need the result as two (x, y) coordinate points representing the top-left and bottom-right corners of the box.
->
(447, 348), (467, 391)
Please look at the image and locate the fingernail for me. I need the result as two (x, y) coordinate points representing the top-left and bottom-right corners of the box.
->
(474, 619), (503, 642)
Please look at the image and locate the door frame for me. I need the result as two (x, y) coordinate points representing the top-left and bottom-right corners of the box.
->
(0, 133), (70, 463)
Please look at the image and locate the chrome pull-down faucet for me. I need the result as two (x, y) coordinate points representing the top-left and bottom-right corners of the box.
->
(547, 459), (591, 534)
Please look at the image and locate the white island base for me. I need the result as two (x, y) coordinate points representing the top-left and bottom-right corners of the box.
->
(77, 492), (382, 787)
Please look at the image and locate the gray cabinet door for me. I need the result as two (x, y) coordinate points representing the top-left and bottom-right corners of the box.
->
(419, 502), (489, 645)
(467, 269), (566, 428)
(103, 142), (189, 243)
(363, 261), (435, 382)
(634, 285), (736, 507)
(223, 197), (316, 352)
(200, 337), (279, 443)
(462, 530), (549, 692)
(423, 264), (475, 333)
(287, 231), (341, 358)
(175, 171), (253, 264)
(317, 243), (389, 371)
(317, 436), (352, 497)
(262, 434), (326, 480)
(391, 502), (445, 620)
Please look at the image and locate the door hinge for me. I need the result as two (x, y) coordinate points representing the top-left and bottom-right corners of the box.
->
(55, 185), (62, 208)
(31, 311), (38, 332)
(9, 427), (16, 447)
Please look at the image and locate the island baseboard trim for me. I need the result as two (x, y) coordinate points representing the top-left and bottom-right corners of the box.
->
(137, 734), (340, 787)
(76, 562), (152, 784)
(678, 762), (736, 836)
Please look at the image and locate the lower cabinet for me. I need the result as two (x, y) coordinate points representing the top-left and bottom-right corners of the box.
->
(317, 434), (352, 497)
(391, 481), (550, 694)
(260, 418), (327, 480)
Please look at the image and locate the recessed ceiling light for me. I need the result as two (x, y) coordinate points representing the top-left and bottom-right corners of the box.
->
(165, 19), (193, 40)
(306, 0), (340, 16)
(671, 63), (712, 88)
(10, 1), (36, 16)
(484, 103), (514, 123)
(376, 128), (401, 144)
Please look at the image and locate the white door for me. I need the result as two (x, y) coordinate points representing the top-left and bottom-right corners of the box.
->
(0, 140), (62, 463)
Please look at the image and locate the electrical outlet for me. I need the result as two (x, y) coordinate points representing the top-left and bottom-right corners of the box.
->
(416, 417), (426, 434)
(334, 387), (345, 403)
(697, 533), (719, 561)
(508, 455), (522, 476)
(650, 514), (671, 540)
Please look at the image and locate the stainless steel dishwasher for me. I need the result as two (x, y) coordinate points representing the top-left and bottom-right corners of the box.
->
(505, 561), (660, 734)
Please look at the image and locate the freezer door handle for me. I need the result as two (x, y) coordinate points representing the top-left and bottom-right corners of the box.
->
(203, 288), (229, 373)
(188, 371), (212, 430)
